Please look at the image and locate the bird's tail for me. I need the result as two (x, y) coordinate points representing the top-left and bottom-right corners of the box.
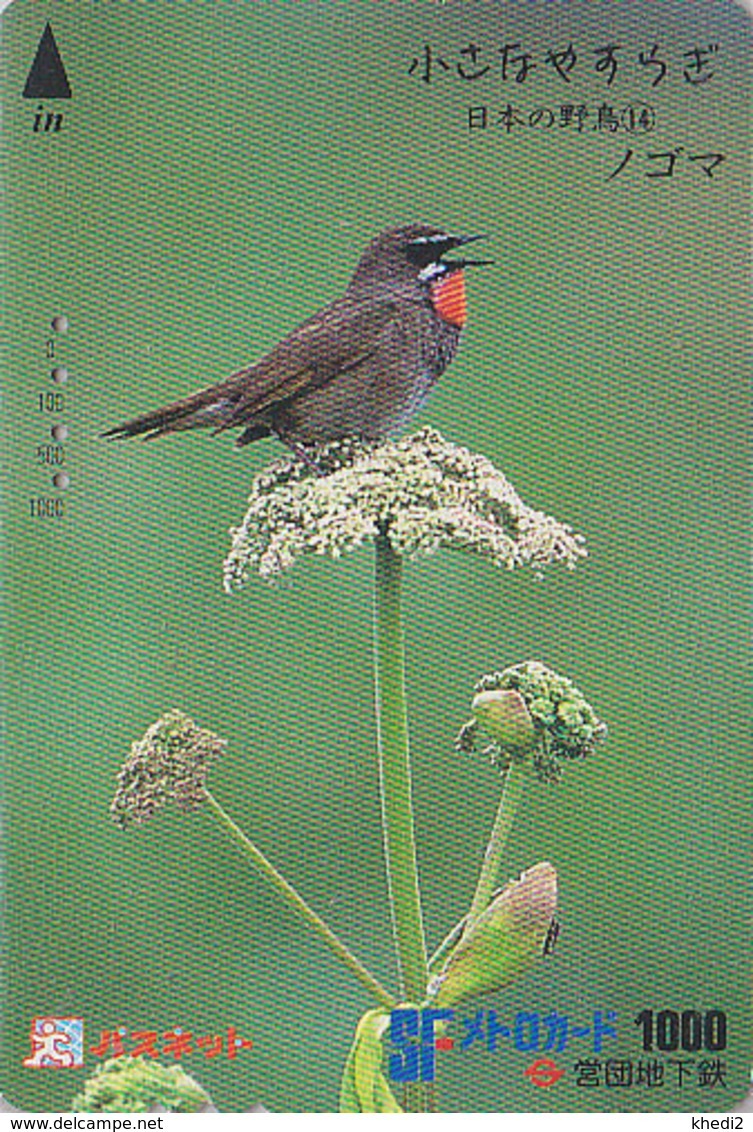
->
(103, 379), (244, 441)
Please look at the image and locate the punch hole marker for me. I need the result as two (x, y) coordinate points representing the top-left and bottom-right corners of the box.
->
(51, 315), (69, 333)
(51, 424), (69, 442)
(51, 366), (68, 384)
(53, 472), (70, 489)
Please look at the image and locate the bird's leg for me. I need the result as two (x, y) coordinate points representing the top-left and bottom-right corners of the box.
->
(277, 431), (326, 476)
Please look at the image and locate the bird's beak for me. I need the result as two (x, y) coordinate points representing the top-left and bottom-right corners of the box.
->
(451, 257), (494, 269)
(445, 234), (493, 269)
(450, 233), (487, 248)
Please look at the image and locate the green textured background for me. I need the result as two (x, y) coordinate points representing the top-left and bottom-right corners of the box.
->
(1, 0), (750, 1113)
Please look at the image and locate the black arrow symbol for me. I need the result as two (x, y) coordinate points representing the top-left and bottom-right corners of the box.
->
(23, 23), (72, 100)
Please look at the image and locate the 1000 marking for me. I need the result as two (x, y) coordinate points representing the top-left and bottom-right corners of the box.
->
(634, 1009), (726, 1053)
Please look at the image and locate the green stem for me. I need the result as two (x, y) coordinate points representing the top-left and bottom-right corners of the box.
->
(466, 760), (528, 924)
(204, 789), (395, 1010)
(373, 535), (428, 1005)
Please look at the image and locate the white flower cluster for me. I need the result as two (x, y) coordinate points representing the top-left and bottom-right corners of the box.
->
(223, 428), (586, 589)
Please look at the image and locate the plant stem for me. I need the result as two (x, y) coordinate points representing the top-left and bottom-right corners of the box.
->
(466, 760), (528, 924)
(373, 535), (428, 1005)
(204, 789), (395, 1010)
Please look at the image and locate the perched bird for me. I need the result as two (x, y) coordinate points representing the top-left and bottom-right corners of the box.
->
(104, 224), (490, 455)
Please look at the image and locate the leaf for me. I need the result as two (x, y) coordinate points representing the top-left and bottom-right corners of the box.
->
(428, 862), (558, 1008)
(339, 1009), (403, 1113)
(427, 914), (467, 978)
(339, 1043), (360, 1113)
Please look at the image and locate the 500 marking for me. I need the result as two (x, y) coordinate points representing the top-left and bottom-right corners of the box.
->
(36, 444), (65, 466)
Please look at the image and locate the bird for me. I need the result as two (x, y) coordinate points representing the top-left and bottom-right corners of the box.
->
(104, 224), (490, 456)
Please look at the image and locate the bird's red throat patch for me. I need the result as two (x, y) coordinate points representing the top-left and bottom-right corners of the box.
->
(430, 270), (467, 327)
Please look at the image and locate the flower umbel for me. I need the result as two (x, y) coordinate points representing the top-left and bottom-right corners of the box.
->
(72, 1056), (213, 1113)
(457, 661), (606, 783)
(223, 428), (586, 588)
(111, 709), (225, 829)
(110, 708), (395, 1007)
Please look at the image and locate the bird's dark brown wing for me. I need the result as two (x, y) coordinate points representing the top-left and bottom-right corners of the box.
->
(213, 297), (399, 428)
(104, 297), (400, 442)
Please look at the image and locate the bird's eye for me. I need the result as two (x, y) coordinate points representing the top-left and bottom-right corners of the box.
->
(405, 234), (451, 267)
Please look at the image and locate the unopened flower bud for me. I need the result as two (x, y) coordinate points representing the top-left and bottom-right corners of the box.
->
(471, 688), (537, 755)
(428, 862), (557, 1008)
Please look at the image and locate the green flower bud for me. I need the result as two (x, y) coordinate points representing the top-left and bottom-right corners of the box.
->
(457, 661), (606, 783)
(471, 688), (537, 755)
(71, 1056), (213, 1113)
(428, 862), (558, 1008)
